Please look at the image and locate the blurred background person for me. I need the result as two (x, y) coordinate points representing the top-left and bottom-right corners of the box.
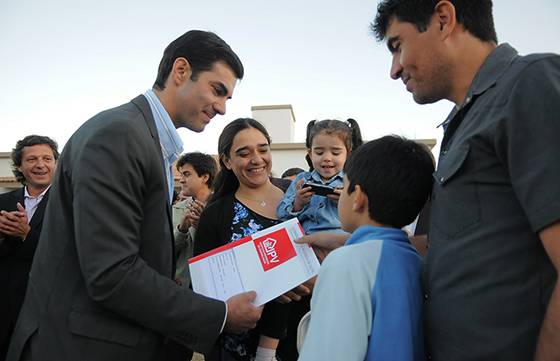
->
(0, 135), (58, 361)
(280, 167), (304, 182)
(173, 151), (218, 287)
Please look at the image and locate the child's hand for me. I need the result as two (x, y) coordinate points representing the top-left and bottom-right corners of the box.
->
(327, 187), (342, 202)
(296, 232), (349, 262)
(293, 179), (314, 212)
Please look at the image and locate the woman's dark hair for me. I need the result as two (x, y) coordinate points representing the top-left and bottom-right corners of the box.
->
(11, 135), (59, 185)
(209, 118), (271, 203)
(304, 118), (363, 170)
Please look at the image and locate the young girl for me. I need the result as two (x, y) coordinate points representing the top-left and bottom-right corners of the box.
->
(277, 119), (363, 234)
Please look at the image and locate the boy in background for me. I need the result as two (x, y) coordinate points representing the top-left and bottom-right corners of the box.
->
(173, 152), (217, 287)
(298, 135), (434, 361)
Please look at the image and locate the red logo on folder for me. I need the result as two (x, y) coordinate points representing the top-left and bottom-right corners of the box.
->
(254, 228), (297, 271)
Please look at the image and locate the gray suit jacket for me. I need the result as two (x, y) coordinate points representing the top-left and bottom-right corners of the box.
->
(7, 95), (225, 361)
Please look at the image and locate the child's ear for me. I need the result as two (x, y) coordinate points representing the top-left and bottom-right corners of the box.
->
(352, 185), (368, 213)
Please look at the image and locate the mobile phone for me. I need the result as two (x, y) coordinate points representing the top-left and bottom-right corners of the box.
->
(302, 182), (337, 196)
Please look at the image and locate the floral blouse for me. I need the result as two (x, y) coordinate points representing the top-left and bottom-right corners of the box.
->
(230, 200), (279, 242)
(223, 200), (280, 359)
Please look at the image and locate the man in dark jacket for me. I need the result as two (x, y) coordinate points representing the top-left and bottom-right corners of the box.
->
(0, 135), (59, 361)
(372, 1), (560, 360)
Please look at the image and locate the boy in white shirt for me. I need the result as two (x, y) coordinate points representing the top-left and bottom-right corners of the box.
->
(299, 135), (434, 361)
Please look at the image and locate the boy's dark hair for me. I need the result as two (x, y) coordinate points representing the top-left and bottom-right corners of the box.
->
(371, 0), (497, 44)
(11, 135), (59, 185)
(344, 135), (434, 228)
(305, 118), (363, 170)
(176, 152), (218, 188)
(281, 167), (305, 179)
(153, 30), (244, 90)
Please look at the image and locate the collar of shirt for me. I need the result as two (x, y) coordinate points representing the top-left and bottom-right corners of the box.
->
(438, 43), (519, 129)
(23, 185), (50, 221)
(345, 225), (409, 246)
(143, 89), (184, 163)
(144, 89), (184, 203)
(24, 185), (50, 201)
(309, 170), (344, 185)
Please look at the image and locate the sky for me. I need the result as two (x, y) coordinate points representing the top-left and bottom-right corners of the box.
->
(1, 0), (559, 156)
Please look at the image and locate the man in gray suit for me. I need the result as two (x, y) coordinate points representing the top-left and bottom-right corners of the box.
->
(7, 30), (262, 361)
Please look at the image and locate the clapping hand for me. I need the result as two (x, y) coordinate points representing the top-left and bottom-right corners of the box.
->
(179, 199), (205, 232)
(0, 203), (30, 240)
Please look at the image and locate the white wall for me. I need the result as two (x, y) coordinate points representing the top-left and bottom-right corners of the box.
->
(0, 153), (19, 193)
(251, 105), (295, 144)
(270, 143), (309, 178)
(0, 153), (13, 176)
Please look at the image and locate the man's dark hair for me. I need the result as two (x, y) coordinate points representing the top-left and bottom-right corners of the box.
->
(281, 167), (305, 179)
(176, 152), (218, 188)
(153, 30), (244, 90)
(371, 0), (497, 44)
(11, 135), (59, 185)
(344, 135), (434, 228)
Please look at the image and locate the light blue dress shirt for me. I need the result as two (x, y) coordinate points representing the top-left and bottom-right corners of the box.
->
(143, 90), (227, 331)
(143, 89), (184, 204)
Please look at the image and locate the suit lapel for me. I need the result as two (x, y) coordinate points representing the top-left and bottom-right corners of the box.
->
(130, 95), (174, 223)
(131, 95), (158, 139)
(131, 94), (175, 273)
(12, 187), (25, 208)
(0, 187), (24, 212)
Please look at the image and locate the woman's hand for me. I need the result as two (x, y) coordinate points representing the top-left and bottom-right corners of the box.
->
(275, 283), (311, 304)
